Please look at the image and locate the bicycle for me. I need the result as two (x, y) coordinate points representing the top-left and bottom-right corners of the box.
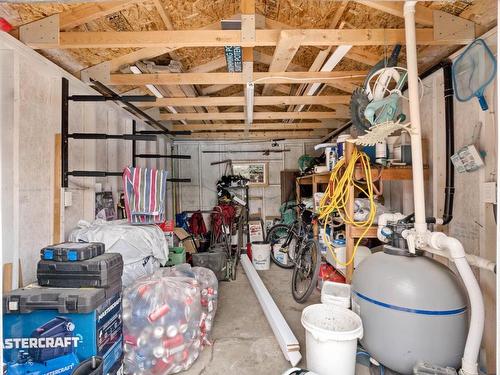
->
(266, 204), (321, 303)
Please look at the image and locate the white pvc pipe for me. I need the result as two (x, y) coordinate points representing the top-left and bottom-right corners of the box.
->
(240, 254), (302, 366)
(423, 246), (496, 273)
(428, 232), (484, 375)
(403, 1), (427, 234)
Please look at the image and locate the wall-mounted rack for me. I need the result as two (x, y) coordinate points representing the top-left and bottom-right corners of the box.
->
(61, 77), (192, 188)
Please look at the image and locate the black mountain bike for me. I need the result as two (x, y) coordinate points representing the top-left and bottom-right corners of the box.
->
(266, 204), (321, 303)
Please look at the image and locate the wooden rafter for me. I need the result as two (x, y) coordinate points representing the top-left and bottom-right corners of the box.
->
(159, 111), (349, 121)
(58, 0), (142, 30)
(135, 95), (351, 107)
(261, 30), (304, 95)
(354, 1), (434, 27)
(81, 16), (225, 73)
(188, 56), (227, 73)
(109, 71), (367, 85)
(25, 28), (473, 49)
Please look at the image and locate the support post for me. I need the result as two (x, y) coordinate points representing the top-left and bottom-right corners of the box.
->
(345, 141), (355, 283)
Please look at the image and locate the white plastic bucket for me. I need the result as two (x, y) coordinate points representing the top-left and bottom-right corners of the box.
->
(273, 243), (288, 266)
(321, 281), (351, 308)
(252, 241), (271, 270)
(301, 304), (363, 375)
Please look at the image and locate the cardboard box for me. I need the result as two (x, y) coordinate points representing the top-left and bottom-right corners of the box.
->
(173, 228), (197, 253)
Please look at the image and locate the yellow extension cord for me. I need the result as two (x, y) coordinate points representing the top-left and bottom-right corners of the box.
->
(318, 147), (377, 267)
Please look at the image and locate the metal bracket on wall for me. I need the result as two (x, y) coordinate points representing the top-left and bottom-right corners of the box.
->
(61, 77), (192, 187)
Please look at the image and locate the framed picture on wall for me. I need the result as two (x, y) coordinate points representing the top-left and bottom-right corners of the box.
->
(232, 161), (269, 186)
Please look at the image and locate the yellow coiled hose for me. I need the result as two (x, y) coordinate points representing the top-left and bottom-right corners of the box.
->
(318, 147), (376, 267)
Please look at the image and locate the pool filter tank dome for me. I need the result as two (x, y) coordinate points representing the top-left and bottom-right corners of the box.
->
(351, 250), (468, 374)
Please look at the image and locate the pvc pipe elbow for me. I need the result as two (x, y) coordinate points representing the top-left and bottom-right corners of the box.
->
(429, 232), (466, 259)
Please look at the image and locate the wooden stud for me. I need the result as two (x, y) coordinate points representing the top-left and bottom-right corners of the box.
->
(200, 84), (234, 96)
(346, 49), (380, 66)
(179, 130), (326, 140)
(152, 0), (174, 30)
(135, 95), (351, 107)
(26, 28), (472, 49)
(159, 111), (348, 121)
(109, 71), (367, 85)
(262, 30), (305, 95)
(3, 263), (13, 293)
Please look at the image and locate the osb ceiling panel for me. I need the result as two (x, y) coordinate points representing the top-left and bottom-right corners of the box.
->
(0, 0), (496, 132)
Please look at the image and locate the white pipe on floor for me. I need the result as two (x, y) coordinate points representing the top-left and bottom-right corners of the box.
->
(240, 254), (302, 366)
(427, 232), (484, 375)
(403, 1), (427, 234)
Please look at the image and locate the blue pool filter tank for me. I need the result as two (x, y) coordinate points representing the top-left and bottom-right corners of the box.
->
(351, 251), (468, 374)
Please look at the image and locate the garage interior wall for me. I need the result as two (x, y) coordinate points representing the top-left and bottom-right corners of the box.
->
(173, 140), (321, 218)
(0, 33), (170, 286)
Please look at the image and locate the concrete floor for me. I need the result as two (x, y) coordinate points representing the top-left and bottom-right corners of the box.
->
(183, 263), (380, 375)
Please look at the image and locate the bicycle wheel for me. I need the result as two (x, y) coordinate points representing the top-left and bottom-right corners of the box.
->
(266, 224), (299, 269)
(291, 239), (321, 303)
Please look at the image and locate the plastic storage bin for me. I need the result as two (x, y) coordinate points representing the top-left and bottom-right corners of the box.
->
(192, 250), (227, 280)
(3, 284), (123, 375)
(321, 281), (351, 308)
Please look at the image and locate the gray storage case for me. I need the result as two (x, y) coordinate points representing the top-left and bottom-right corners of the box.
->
(4, 285), (112, 314)
(37, 253), (123, 288)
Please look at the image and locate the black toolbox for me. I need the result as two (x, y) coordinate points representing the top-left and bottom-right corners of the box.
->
(40, 242), (105, 262)
(37, 253), (123, 288)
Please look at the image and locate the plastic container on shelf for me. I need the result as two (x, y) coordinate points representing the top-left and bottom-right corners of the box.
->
(301, 304), (363, 375)
(321, 281), (351, 308)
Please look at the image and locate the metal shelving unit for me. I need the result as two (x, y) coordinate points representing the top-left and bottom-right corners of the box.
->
(61, 77), (192, 187)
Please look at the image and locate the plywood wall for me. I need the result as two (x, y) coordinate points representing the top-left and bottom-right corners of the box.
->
(0, 32), (169, 285)
(412, 28), (497, 372)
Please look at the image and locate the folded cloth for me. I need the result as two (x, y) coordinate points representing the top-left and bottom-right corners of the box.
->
(122, 166), (168, 224)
